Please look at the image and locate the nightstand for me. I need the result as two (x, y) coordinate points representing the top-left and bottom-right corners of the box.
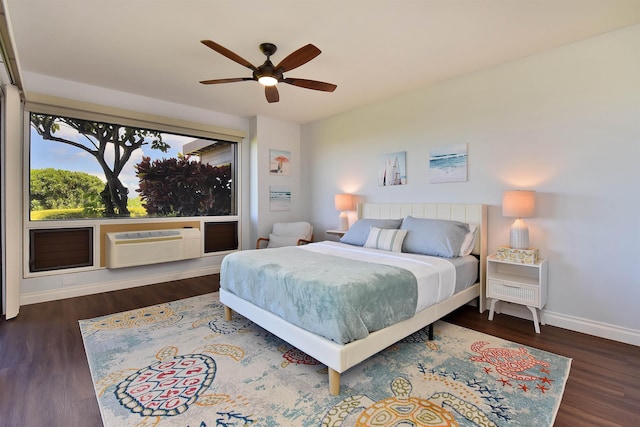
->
(486, 254), (548, 333)
(326, 229), (346, 238)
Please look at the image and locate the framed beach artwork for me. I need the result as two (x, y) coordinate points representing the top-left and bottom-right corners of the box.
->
(269, 186), (291, 211)
(269, 149), (291, 176)
(378, 151), (407, 186)
(429, 144), (468, 183)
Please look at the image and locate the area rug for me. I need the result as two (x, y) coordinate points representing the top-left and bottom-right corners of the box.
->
(80, 292), (571, 427)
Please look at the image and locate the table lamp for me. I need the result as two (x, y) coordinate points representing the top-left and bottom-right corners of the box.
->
(502, 190), (535, 249)
(334, 193), (355, 231)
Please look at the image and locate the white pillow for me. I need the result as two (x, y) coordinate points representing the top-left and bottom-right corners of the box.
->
(266, 234), (304, 248)
(459, 225), (478, 256)
(364, 227), (408, 252)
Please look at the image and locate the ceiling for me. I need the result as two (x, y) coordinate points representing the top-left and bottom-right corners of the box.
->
(4, 0), (639, 124)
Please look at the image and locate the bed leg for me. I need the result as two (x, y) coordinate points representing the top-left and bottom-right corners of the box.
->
(428, 323), (434, 340)
(329, 368), (341, 396)
(224, 306), (233, 321)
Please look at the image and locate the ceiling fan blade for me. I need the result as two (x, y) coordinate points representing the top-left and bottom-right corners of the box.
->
(265, 86), (279, 103)
(201, 40), (258, 71)
(276, 44), (321, 72)
(283, 78), (337, 92)
(200, 77), (254, 85)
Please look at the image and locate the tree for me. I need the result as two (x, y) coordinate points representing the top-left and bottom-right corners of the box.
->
(30, 114), (170, 216)
(30, 168), (105, 211)
(136, 154), (233, 216)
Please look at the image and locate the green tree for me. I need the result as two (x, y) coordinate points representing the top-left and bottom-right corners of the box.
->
(30, 168), (105, 211)
(30, 114), (170, 216)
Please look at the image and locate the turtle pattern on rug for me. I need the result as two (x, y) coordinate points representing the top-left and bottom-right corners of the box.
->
(80, 292), (571, 427)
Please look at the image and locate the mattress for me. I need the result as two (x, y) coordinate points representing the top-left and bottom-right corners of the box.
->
(300, 241), (478, 312)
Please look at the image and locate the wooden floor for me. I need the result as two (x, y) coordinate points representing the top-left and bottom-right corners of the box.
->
(1, 275), (638, 427)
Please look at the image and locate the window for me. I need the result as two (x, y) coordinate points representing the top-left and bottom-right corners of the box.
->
(29, 112), (237, 220)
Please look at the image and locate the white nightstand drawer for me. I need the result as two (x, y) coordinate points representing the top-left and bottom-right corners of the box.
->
(487, 254), (547, 333)
(487, 279), (539, 307)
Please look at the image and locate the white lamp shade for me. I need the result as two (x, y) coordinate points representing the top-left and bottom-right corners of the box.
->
(334, 194), (355, 211)
(502, 190), (535, 218)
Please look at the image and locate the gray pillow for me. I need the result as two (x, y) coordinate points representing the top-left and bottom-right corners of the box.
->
(400, 216), (470, 258)
(340, 218), (403, 246)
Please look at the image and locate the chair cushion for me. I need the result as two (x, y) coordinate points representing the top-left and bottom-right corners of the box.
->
(266, 234), (306, 248)
(272, 222), (313, 239)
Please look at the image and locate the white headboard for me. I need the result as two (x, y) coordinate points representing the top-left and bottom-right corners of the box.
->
(357, 202), (488, 312)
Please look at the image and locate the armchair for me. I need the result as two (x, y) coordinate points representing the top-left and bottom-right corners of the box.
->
(256, 221), (313, 249)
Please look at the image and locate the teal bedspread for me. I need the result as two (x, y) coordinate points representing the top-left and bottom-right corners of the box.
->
(220, 246), (418, 344)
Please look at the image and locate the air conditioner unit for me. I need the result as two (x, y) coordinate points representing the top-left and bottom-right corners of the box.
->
(105, 228), (201, 269)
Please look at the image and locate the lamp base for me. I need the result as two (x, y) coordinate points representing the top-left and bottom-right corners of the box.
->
(509, 218), (530, 249)
(338, 212), (349, 231)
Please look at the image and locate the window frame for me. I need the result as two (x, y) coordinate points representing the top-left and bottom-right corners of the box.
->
(22, 96), (245, 278)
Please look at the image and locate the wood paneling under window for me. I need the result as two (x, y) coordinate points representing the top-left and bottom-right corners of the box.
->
(204, 221), (238, 253)
(29, 228), (93, 272)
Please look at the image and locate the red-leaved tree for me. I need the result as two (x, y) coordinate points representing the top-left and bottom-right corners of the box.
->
(135, 154), (233, 216)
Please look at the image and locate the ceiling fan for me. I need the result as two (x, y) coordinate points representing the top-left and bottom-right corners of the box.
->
(199, 40), (337, 103)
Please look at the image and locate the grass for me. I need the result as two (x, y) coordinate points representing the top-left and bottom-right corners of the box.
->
(30, 207), (148, 221)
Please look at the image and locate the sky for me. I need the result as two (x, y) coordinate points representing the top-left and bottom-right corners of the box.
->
(30, 120), (203, 196)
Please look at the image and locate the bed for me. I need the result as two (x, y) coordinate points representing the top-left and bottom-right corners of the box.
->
(220, 202), (488, 395)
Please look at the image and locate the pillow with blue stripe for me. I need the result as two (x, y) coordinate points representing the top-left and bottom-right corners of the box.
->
(364, 227), (408, 252)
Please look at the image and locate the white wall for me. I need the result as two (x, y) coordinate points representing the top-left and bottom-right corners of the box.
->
(2, 84), (22, 318)
(250, 116), (307, 245)
(302, 25), (640, 345)
(23, 72), (250, 133)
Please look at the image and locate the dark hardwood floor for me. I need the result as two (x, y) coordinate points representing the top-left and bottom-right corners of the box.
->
(1, 274), (637, 427)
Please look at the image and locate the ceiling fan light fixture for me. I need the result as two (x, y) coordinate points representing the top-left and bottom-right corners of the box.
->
(200, 41), (336, 102)
(258, 75), (278, 86)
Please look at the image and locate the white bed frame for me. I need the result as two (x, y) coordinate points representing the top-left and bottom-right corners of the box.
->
(220, 203), (487, 395)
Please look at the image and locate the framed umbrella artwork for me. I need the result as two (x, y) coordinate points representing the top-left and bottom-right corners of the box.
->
(270, 149), (291, 176)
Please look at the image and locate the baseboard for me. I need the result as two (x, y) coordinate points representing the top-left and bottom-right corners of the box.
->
(492, 302), (640, 347)
(543, 310), (640, 347)
(20, 265), (221, 306)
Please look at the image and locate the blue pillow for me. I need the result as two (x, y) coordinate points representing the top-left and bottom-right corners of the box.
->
(340, 218), (403, 246)
(400, 216), (470, 258)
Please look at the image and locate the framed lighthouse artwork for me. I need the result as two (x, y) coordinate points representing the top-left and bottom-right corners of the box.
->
(378, 151), (406, 186)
